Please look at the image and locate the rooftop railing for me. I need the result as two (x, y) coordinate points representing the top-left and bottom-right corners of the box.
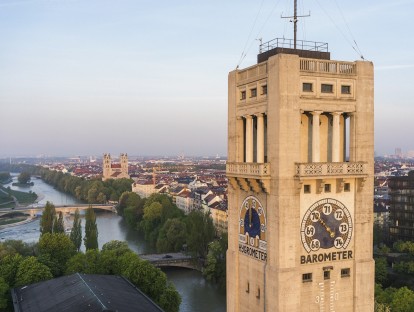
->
(259, 38), (328, 53)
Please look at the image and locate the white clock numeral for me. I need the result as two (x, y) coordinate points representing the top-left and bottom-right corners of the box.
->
(305, 225), (315, 237)
(334, 209), (344, 221)
(310, 239), (320, 251)
(261, 223), (266, 232)
(334, 237), (344, 248)
(339, 223), (348, 234)
(310, 211), (320, 222)
(323, 204), (332, 215)
(240, 219), (244, 226)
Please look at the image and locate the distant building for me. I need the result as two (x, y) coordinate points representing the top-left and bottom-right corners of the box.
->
(389, 171), (414, 243)
(102, 153), (130, 181)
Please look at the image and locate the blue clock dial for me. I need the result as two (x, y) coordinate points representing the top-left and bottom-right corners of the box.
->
(244, 207), (261, 238)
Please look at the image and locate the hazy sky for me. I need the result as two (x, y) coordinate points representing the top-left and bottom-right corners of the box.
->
(1, 0), (413, 157)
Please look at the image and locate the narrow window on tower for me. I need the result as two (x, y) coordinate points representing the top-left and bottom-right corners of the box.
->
(341, 268), (350, 277)
(341, 85), (351, 94)
(250, 88), (257, 98)
(303, 82), (313, 92)
(256, 287), (261, 299)
(302, 273), (312, 283)
(262, 85), (267, 95)
(324, 184), (331, 193)
(324, 270), (331, 280)
(240, 90), (246, 100)
(246, 281), (250, 293)
(304, 184), (311, 194)
(344, 183), (351, 192)
(321, 84), (334, 93)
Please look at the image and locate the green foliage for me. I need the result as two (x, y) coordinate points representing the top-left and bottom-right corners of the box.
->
(0, 172), (11, 184)
(17, 172), (31, 184)
(203, 232), (227, 290)
(15, 256), (53, 287)
(139, 194), (184, 248)
(40, 201), (56, 235)
(186, 210), (215, 258)
(119, 192), (145, 227)
(101, 240), (130, 254)
(0, 254), (23, 286)
(53, 211), (65, 234)
(0, 240), (36, 258)
(156, 218), (187, 253)
(158, 283), (182, 312)
(0, 277), (9, 310)
(0, 185), (37, 204)
(65, 249), (103, 275)
(390, 287), (414, 311)
(375, 257), (388, 285)
(123, 258), (168, 304)
(70, 209), (82, 251)
(38, 233), (76, 276)
(84, 207), (98, 250)
(393, 240), (414, 255)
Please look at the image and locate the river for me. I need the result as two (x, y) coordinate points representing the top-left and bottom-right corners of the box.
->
(0, 174), (226, 312)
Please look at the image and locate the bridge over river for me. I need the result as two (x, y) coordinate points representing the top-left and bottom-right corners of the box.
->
(0, 204), (116, 217)
(140, 253), (201, 271)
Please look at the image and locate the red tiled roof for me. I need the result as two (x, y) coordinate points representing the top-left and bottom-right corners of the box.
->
(111, 164), (122, 168)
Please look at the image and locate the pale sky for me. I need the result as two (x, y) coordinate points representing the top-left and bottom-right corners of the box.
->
(1, 0), (414, 157)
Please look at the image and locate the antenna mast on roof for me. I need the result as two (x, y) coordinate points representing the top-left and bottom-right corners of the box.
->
(281, 0), (310, 49)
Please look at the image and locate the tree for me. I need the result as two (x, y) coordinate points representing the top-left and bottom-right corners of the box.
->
(66, 249), (103, 275)
(0, 277), (8, 311)
(84, 207), (98, 250)
(0, 254), (23, 286)
(15, 256), (53, 287)
(53, 211), (65, 234)
(390, 287), (414, 312)
(38, 233), (76, 277)
(158, 283), (181, 312)
(156, 218), (187, 253)
(96, 192), (107, 204)
(203, 232), (228, 289)
(375, 257), (388, 285)
(186, 210), (215, 258)
(70, 209), (82, 251)
(40, 201), (56, 235)
(17, 172), (31, 184)
(140, 202), (164, 245)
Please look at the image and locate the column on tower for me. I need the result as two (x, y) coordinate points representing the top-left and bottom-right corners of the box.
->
(245, 115), (254, 163)
(256, 113), (265, 163)
(237, 117), (245, 162)
(310, 111), (323, 162)
(331, 112), (342, 162)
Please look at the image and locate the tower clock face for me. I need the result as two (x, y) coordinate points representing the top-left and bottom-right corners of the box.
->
(301, 198), (353, 253)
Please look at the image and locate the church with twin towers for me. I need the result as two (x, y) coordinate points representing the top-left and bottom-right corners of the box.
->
(226, 32), (374, 311)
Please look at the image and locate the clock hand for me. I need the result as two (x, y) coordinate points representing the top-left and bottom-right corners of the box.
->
(318, 218), (335, 238)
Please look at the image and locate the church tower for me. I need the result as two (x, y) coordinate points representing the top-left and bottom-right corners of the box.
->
(226, 35), (374, 311)
(103, 153), (112, 180)
(120, 153), (128, 176)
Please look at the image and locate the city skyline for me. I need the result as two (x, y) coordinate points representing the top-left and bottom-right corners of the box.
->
(1, 0), (413, 157)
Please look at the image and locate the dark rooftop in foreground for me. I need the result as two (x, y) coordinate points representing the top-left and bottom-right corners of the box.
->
(11, 273), (164, 312)
(258, 38), (330, 63)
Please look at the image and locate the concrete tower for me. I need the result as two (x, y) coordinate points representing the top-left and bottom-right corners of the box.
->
(226, 39), (374, 311)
